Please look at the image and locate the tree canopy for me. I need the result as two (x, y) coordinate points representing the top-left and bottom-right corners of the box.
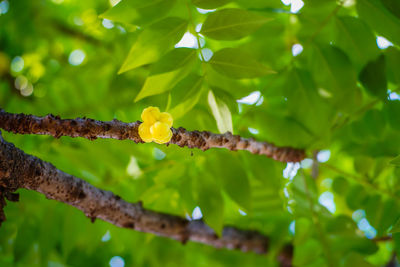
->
(1, 0), (400, 266)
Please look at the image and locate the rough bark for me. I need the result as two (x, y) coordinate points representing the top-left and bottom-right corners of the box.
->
(0, 110), (305, 163)
(0, 135), (293, 266)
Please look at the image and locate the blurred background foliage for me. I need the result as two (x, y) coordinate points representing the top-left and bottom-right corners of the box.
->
(2, 0), (400, 266)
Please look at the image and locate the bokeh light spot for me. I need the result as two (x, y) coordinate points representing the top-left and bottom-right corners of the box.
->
(377, 36), (393, 49)
(0, 0), (9, 15)
(101, 231), (111, 242)
(68, 49), (86, 66)
(109, 256), (124, 267)
(248, 127), (259, 134)
(153, 148), (166, 160)
(15, 75), (28, 91)
(192, 206), (203, 220)
(11, 56), (24, 72)
(317, 150), (331, 162)
(109, 0), (121, 7)
(175, 32), (198, 48)
(318, 191), (336, 213)
(282, 0), (304, 13)
(102, 19), (114, 29)
(196, 8), (216, 14)
(21, 83), (34, 97)
(292, 43), (303, 56)
(195, 23), (202, 33)
(237, 91), (261, 105)
(200, 48), (213, 61)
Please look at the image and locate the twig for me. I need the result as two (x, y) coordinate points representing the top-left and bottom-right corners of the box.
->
(373, 236), (392, 242)
(0, 110), (305, 162)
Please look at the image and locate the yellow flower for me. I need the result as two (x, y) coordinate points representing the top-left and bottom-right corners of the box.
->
(138, 106), (173, 144)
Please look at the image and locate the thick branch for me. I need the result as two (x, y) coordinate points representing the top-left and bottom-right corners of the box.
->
(0, 110), (305, 163)
(0, 136), (293, 265)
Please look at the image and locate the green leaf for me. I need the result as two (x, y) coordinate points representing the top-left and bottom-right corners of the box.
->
(208, 152), (251, 211)
(168, 74), (204, 119)
(192, 0), (230, 9)
(135, 48), (196, 101)
(13, 221), (37, 262)
(344, 253), (375, 267)
(357, 0), (400, 46)
(209, 48), (275, 79)
(384, 100), (400, 131)
(244, 109), (313, 147)
(294, 217), (313, 245)
(99, 0), (176, 26)
(390, 155), (400, 165)
(365, 197), (398, 235)
(350, 110), (387, 143)
(390, 217), (400, 233)
(385, 47), (400, 86)
(288, 174), (323, 216)
(207, 90), (233, 133)
(211, 87), (238, 114)
(245, 153), (281, 187)
(331, 236), (378, 255)
(197, 175), (225, 235)
(309, 44), (360, 112)
(332, 176), (349, 194)
(346, 185), (369, 210)
(293, 239), (323, 266)
(359, 55), (387, 99)
(326, 215), (358, 235)
(382, 0), (400, 19)
(200, 8), (272, 40)
(334, 16), (380, 70)
(205, 65), (254, 98)
(296, 1), (336, 43)
(234, 0), (283, 9)
(283, 68), (334, 140)
(119, 17), (188, 73)
(38, 204), (62, 263)
(354, 156), (374, 175)
(363, 110), (387, 140)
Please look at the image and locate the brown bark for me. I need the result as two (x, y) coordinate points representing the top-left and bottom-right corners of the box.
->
(0, 134), (293, 265)
(0, 110), (305, 163)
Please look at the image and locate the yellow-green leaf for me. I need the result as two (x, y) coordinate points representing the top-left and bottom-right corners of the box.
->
(208, 90), (233, 133)
(209, 48), (275, 79)
(192, 0), (230, 9)
(100, 0), (176, 26)
(119, 17), (188, 74)
(390, 155), (400, 165)
(357, 0), (400, 46)
(200, 8), (272, 40)
(135, 48), (197, 101)
(169, 74), (204, 119)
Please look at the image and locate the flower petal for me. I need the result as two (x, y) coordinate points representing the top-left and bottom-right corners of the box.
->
(150, 122), (172, 144)
(141, 106), (160, 124)
(159, 112), (173, 127)
(138, 122), (153, 142)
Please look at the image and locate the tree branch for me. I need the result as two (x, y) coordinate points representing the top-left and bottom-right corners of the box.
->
(0, 135), (293, 266)
(0, 110), (305, 163)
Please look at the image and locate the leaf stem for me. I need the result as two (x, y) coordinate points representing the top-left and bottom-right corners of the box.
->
(185, 1), (207, 64)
